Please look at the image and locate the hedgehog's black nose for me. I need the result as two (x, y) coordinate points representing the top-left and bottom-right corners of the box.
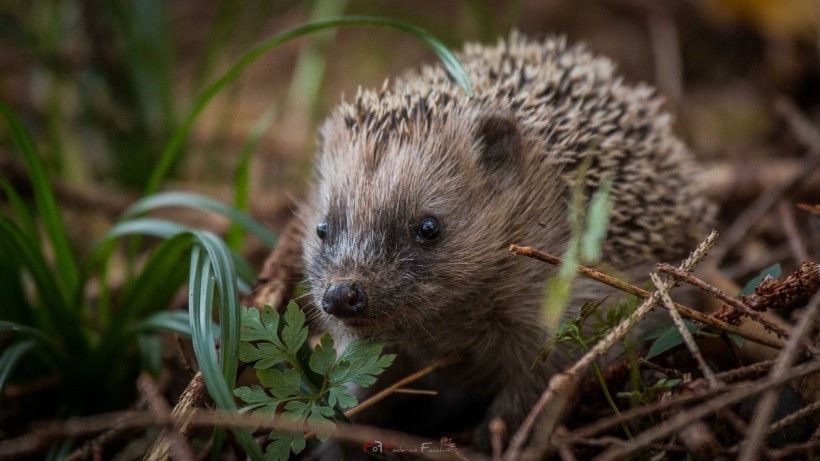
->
(322, 280), (367, 317)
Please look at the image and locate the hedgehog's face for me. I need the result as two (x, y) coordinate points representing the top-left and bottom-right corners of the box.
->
(302, 108), (550, 342)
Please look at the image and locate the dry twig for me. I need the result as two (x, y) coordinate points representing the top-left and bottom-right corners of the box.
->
(509, 243), (784, 349)
(593, 359), (820, 461)
(658, 263), (793, 339)
(651, 273), (717, 386)
(505, 231), (719, 461)
(737, 290), (820, 461)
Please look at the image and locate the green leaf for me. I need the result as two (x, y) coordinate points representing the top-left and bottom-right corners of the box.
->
(137, 334), (164, 377)
(0, 321), (62, 354)
(307, 408), (336, 441)
(239, 343), (288, 370)
(0, 100), (78, 298)
(582, 176), (612, 262)
(234, 384), (273, 404)
(239, 305), (282, 345)
(329, 359), (352, 384)
(145, 16), (471, 195)
(336, 340), (395, 388)
(0, 178), (38, 243)
(739, 263), (782, 297)
(266, 430), (306, 461)
(187, 242), (264, 460)
(645, 321), (703, 359)
(0, 218), (82, 350)
(729, 333), (744, 348)
(282, 303), (308, 351)
(258, 368), (301, 399)
(123, 192), (277, 248)
(133, 310), (197, 338)
(328, 386), (358, 409)
(229, 105), (277, 251)
(309, 333), (336, 376)
(235, 385), (283, 416)
(0, 340), (35, 406)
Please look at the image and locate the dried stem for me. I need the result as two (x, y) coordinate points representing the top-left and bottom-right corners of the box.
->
(509, 244), (785, 349)
(657, 263), (793, 339)
(504, 231), (719, 461)
(650, 273), (717, 386)
(0, 408), (481, 461)
(137, 374), (196, 461)
(593, 359), (820, 461)
(347, 354), (458, 418)
(737, 290), (820, 461)
(777, 201), (810, 264)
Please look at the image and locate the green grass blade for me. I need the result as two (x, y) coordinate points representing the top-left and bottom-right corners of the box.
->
(227, 105), (277, 251)
(0, 321), (63, 356)
(102, 218), (257, 286)
(0, 238), (34, 325)
(117, 233), (191, 322)
(90, 234), (193, 371)
(0, 100), (78, 296)
(0, 218), (85, 351)
(188, 244), (264, 460)
(107, 218), (190, 240)
(123, 192), (277, 248)
(133, 310), (196, 338)
(0, 339), (35, 407)
(0, 178), (38, 241)
(145, 16), (472, 194)
(582, 176), (612, 262)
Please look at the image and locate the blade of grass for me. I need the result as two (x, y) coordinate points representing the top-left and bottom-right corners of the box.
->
(188, 244), (264, 460)
(117, 233), (191, 322)
(132, 310), (197, 338)
(0, 178), (38, 241)
(145, 16), (472, 194)
(102, 218), (257, 285)
(0, 100), (78, 297)
(0, 238), (35, 325)
(123, 192), (277, 248)
(0, 321), (63, 356)
(0, 339), (35, 406)
(90, 234), (193, 371)
(227, 105), (277, 251)
(0, 217), (86, 352)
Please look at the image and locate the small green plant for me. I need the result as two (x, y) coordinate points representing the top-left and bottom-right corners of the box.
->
(235, 303), (395, 461)
(0, 101), (269, 459)
(537, 296), (637, 438)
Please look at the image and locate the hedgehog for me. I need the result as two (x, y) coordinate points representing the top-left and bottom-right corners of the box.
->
(300, 32), (714, 450)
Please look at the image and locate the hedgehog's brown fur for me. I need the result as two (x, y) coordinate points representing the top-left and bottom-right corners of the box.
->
(302, 32), (715, 452)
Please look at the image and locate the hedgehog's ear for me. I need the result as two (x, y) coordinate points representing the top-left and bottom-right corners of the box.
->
(474, 112), (523, 174)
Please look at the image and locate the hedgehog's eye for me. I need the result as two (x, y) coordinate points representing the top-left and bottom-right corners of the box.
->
(316, 222), (328, 240)
(415, 217), (440, 243)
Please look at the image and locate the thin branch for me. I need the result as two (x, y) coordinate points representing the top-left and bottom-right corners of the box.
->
(768, 399), (820, 435)
(345, 355), (459, 418)
(657, 263), (793, 340)
(0, 408), (482, 461)
(737, 290), (820, 461)
(509, 243), (785, 349)
(777, 201), (810, 264)
(505, 231), (719, 461)
(650, 273), (717, 386)
(137, 374), (196, 461)
(592, 359), (820, 461)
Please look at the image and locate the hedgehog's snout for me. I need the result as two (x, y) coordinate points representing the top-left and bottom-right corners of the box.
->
(322, 280), (368, 318)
